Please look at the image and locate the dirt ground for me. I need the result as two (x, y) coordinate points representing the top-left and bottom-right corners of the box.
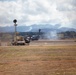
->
(30, 39), (76, 46)
(0, 44), (76, 75)
(0, 39), (76, 46)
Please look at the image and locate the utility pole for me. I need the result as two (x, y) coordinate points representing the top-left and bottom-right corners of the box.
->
(13, 19), (17, 43)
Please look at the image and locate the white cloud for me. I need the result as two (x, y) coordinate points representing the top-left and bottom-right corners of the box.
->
(0, 0), (76, 28)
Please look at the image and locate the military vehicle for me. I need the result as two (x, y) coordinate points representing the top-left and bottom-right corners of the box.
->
(12, 36), (25, 45)
(31, 35), (39, 41)
(12, 36), (30, 45)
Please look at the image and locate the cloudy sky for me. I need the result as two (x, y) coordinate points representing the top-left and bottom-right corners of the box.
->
(0, 0), (76, 28)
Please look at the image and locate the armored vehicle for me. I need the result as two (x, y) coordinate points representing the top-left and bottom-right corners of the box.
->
(12, 36), (25, 45)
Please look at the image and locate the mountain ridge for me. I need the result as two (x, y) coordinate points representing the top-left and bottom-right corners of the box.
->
(0, 24), (76, 32)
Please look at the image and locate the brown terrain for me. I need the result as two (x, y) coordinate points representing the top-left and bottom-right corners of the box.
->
(0, 40), (76, 75)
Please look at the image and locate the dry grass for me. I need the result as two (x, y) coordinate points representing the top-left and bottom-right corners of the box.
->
(0, 45), (76, 75)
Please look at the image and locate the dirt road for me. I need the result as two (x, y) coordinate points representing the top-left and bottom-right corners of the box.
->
(30, 40), (76, 46)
